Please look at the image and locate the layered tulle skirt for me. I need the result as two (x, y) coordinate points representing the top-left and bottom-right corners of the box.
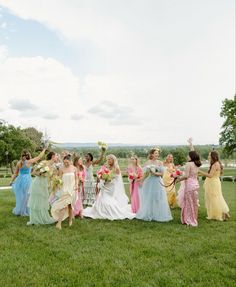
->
(136, 176), (173, 222)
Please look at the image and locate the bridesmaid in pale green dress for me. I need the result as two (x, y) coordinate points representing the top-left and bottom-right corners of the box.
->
(27, 152), (58, 225)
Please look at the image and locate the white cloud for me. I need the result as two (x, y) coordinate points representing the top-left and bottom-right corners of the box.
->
(9, 98), (38, 111)
(0, 1), (234, 144)
(43, 114), (59, 120)
(88, 100), (141, 126)
(71, 114), (84, 121)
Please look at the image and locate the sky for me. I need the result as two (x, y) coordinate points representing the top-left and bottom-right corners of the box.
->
(0, 0), (235, 145)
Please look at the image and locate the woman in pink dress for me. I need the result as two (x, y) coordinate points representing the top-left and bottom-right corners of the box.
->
(177, 151), (201, 227)
(73, 156), (86, 218)
(127, 155), (143, 213)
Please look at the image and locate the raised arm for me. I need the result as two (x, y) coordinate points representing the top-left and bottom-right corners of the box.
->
(187, 138), (194, 151)
(93, 149), (105, 165)
(27, 148), (47, 165)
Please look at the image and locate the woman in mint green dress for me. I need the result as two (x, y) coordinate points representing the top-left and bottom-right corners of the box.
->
(27, 152), (58, 225)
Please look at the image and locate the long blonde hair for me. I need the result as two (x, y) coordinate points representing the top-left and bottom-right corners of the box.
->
(106, 154), (119, 170)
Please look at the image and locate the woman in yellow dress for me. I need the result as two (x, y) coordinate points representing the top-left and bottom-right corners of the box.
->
(199, 151), (230, 221)
(163, 154), (177, 208)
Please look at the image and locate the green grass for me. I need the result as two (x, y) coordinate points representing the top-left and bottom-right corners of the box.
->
(0, 181), (235, 286)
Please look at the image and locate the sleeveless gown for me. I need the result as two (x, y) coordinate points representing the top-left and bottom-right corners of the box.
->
(83, 175), (135, 220)
(74, 170), (85, 217)
(12, 161), (32, 216)
(51, 172), (77, 221)
(204, 170), (229, 220)
(163, 166), (177, 208)
(136, 165), (173, 222)
(127, 166), (142, 213)
(27, 175), (55, 225)
(83, 165), (96, 206)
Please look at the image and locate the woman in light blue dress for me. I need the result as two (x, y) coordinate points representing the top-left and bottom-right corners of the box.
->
(10, 148), (47, 216)
(136, 148), (173, 222)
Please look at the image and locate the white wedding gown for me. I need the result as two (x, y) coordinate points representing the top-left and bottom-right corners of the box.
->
(83, 175), (135, 220)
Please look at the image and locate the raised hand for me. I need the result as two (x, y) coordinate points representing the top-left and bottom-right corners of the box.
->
(187, 137), (193, 144)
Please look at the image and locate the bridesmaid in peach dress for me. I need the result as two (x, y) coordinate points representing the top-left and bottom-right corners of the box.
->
(127, 155), (143, 213)
(177, 150), (201, 227)
(163, 154), (177, 208)
(73, 156), (86, 218)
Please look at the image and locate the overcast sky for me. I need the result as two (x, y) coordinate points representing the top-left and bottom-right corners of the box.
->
(0, 0), (235, 144)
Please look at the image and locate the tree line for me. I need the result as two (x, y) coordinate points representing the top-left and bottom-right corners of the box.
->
(0, 96), (235, 172)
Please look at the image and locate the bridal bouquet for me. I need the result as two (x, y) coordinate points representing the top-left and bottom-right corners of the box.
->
(51, 175), (63, 192)
(128, 170), (142, 181)
(97, 141), (108, 151)
(33, 160), (51, 176)
(48, 175), (63, 205)
(170, 169), (183, 179)
(96, 166), (115, 182)
(161, 169), (183, 191)
(144, 165), (162, 176)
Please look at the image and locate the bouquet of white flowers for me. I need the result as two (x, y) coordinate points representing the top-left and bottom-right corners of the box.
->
(97, 141), (108, 151)
(143, 165), (163, 179)
(33, 160), (51, 176)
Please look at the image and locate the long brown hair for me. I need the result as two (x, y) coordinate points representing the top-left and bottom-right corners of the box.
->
(208, 151), (223, 175)
(73, 156), (84, 171)
(189, 151), (201, 167)
(19, 150), (31, 168)
(148, 148), (159, 160)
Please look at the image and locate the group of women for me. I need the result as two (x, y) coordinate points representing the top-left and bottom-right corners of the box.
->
(10, 139), (230, 229)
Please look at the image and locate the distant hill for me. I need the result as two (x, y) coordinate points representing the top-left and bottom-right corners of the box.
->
(53, 143), (196, 149)
(52, 142), (213, 149)
(53, 143), (137, 149)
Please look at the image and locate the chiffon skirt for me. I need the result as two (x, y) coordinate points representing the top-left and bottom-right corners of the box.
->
(204, 177), (229, 221)
(27, 176), (55, 225)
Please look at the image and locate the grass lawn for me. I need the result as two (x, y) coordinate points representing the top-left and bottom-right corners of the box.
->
(0, 181), (235, 287)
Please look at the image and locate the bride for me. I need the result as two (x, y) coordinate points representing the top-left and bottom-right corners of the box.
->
(83, 154), (135, 220)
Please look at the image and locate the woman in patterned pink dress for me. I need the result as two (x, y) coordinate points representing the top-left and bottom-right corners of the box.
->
(127, 156), (143, 213)
(177, 151), (201, 227)
(73, 157), (86, 218)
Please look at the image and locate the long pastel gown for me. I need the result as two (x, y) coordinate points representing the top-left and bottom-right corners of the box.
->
(74, 170), (85, 217)
(136, 165), (173, 222)
(177, 162), (199, 227)
(83, 175), (135, 220)
(83, 165), (96, 206)
(204, 169), (229, 221)
(27, 175), (55, 225)
(51, 172), (77, 221)
(127, 166), (142, 213)
(12, 161), (32, 216)
(163, 165), (177, 208)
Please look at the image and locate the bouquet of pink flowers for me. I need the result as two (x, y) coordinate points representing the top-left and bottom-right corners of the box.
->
(96, 166), (115, 182)
(170, 169), (183, 179)
(128, 170), (142, 181)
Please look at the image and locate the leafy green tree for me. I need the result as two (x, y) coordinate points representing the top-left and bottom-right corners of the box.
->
(22, 127), (43, 151)
(219, 96), (236, 157)
(0, 121), (34, 173)
(172, 148), (187, 165)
